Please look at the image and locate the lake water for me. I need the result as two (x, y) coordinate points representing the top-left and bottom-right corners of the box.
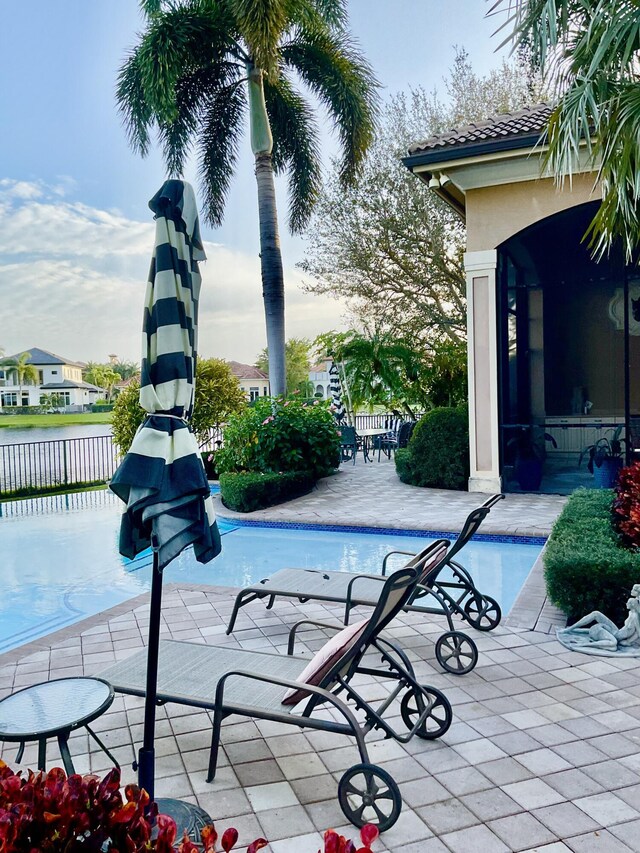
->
(0, 424), (112, 445)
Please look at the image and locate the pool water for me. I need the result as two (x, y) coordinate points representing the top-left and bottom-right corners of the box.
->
(0, 489), (542, 653)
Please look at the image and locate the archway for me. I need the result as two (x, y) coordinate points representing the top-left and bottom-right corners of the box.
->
(497, 202), (637, 493)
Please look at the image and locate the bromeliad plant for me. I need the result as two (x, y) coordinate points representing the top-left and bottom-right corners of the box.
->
(613, 462), (640, 549)
(580, 424), (626, 472)
(0, 763), (267, 853)
(321, 825), (379, 852)
(216, 394), (341, 479)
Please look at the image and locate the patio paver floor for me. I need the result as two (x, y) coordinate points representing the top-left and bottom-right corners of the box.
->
(1, 581), (639, 853)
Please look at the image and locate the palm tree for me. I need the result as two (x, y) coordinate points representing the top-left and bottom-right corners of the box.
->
(492, 0), (640, 258)
(326, 330), (429, 417)
(117, 0), (378, 395)
(0, 352), (39, 407)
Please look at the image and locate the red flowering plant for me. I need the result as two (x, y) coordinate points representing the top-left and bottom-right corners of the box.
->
(320, 825), (379, 853)
(0, 762), (267, 853)
(612, 462), (640, 548)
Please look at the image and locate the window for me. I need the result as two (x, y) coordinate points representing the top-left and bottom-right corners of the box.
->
(21, 393), (29, 406)
(51, 370), (58, 375)
(263, 386), (268, 396)
(1, 392), (17, 407)
(249, 387), (259, 402)
(38, 370), (44, 384)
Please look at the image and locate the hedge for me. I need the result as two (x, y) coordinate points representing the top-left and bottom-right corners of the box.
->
(395, 407), (469, 490)
(220, 471), (315, 513)
(544, 488), (640, 624)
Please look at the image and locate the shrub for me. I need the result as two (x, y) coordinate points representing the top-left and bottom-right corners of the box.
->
(111, 359), (246, 453)
(0, 763), (267, 852)
(220, 470), (315, 512)
(544, 488), (640, 624)
(216, 396), (341, 479)
(91, 402), (114, 412)
(395, 406), (468, 490)
(612, 462), (640, 548)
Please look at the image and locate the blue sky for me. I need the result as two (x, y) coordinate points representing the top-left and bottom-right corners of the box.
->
(0, 1), (507, 364)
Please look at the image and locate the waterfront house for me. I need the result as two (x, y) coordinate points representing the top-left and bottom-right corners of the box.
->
(0, 347), (102, 412)
(227, 361), (270, 402)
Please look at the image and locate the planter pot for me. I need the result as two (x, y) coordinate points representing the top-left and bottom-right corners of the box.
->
(515, 457), (543, 491)
(593, 456), (623, 489)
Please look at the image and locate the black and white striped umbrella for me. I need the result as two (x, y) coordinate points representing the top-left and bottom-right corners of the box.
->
(110, 180), (220, 568)
(329, 360), (346, 422)
(109, 179), (220, 809)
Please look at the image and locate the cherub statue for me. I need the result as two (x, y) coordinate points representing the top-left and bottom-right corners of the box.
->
(556, 585), (640, 656)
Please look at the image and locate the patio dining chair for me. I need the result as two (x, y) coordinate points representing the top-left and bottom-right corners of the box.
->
(339, 425), (364, 465)
(98, 566), (453, 833)
(375, 421), (414, 461)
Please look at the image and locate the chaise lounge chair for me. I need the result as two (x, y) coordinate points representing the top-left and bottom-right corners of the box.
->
(98, 562), (453, 833)
(225, 494), (505, 675)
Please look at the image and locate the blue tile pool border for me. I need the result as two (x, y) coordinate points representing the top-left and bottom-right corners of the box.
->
(216, 514), (547, 546)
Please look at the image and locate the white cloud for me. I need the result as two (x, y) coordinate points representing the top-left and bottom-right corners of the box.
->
(0, 179), (347, 363)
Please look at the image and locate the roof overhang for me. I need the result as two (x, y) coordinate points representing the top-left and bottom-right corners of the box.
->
(403, 138), (597, 221)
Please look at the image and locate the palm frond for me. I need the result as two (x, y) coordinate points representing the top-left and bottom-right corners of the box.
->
(131, 2), (235, 120)
(227, 0), (289, 72)
(198, 82), (247, 226)
(282, 29), (378, 185)
(117, 51), (154, 156)
(264, 73), (321, 232)
(158, 62), (242, 176)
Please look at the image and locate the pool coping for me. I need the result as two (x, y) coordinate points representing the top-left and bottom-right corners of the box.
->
(217, 512), (548, 546)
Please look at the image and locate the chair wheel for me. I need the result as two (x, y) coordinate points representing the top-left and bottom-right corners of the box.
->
(338, 763), (402, 832)
(464, 595), (501, 631)
(435, 631), (478, 674)
(400, 685), (452, 739)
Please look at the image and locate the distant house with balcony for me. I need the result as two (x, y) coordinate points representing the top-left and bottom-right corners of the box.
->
(227, 361), (270, 402)
(309, 358), (332, 398)
(0, 347), (102, 412)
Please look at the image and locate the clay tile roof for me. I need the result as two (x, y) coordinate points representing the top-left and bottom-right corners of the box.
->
(407, 103), (552, 156)
(227, 360), (269, 380)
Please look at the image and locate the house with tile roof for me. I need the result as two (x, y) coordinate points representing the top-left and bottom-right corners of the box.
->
(0, 347), (102, 411)
(404, 104), (638, 494)
(227, 361), (270, 402)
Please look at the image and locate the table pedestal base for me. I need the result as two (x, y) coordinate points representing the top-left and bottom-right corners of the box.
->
(156, 799), (212, 846)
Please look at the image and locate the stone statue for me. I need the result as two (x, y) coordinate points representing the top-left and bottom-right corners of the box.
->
(556, 584), (640, 656)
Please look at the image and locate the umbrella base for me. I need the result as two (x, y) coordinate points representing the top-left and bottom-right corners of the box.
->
(156, 798), (212, 847)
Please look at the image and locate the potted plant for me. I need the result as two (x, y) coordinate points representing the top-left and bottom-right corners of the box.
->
(507, 425), (558, 491)
(580, 424), (626, 488)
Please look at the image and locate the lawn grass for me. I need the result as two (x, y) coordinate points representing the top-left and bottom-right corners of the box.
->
(0, 412), (112, 429)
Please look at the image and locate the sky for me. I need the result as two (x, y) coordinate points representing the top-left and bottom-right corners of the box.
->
(0, 1), (509, 365)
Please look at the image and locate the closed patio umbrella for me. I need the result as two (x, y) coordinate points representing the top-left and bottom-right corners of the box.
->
(109, 179), (220, 835)
(329, 360), (347, 422)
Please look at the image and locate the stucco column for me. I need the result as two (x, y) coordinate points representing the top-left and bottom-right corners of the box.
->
(465, 249), (502, 493)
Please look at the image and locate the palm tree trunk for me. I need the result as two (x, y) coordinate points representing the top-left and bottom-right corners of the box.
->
(248, 64), (286, 397)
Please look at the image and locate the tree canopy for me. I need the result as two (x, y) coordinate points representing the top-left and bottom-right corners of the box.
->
(256, 338), (312, 395)
(112, 357), (246, 452)
(301, 50), (544, 345)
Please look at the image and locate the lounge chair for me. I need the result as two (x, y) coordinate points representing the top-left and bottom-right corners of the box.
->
(226, 494), (506, 674)
(98, 564), (453, 833)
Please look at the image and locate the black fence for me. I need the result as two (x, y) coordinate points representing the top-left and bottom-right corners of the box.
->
(0, 434), (118, 496)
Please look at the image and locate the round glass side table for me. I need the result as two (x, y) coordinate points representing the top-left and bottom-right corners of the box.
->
(0, 676), (120, 775)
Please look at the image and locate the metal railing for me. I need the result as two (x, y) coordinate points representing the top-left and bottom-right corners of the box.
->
(0, 434), (117, 495)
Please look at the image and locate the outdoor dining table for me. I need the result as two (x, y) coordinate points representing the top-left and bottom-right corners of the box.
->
(356, 428), (389, 462)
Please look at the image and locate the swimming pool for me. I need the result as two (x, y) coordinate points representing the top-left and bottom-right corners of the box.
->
(0, 489), (543, 653)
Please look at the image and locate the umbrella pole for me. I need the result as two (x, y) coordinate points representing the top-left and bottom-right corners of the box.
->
(138, 550), (163, 804)
(138, 551), (213, 842)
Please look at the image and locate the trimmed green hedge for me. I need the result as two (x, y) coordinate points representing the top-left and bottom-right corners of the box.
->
(220, 471), (315, 513)
(395, 407), (469, 490)
(544, 488), (640, 624)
